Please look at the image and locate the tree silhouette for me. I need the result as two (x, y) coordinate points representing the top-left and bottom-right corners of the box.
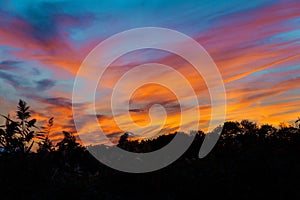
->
(56, 131), (80, 152)
(37, 117), (54, 153)
(0, 100), (37, 153)
(117, 132), (129, 149)
(221, 121), (241, 138)
(240, 120), (258, 136)
(0, 114), (19, 152)
(1, 98), (300, 199)
(295, 117), (300, 129)
(258, 124), (277, 139)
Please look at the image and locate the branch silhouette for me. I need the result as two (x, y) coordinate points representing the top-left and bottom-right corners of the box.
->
(0, 100), (300, 199)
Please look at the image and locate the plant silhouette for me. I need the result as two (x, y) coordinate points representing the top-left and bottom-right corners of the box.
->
(0, 100), (300, 199)
(37, 117), (55, 153)
(56, 131), (82, 152)
(0, 100), (37, 153)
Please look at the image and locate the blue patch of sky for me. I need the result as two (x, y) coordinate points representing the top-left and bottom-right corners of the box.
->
(252, 64), (300, 76)
(6, 0), (276, 43)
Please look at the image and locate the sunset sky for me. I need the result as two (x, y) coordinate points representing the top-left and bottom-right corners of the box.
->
(0, 0), (300, 144)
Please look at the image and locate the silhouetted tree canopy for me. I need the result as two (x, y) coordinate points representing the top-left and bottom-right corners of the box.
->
(0, 100), (38, 153)
(56, 131), (81, 152)
(0, 100), (300, 199)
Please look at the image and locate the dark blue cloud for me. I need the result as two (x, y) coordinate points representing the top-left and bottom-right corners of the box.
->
(0, 1), (94, 45)
(35, 79), (55, 90)
(0, 60), (21, 70)
(129, 108), (144, 113)
(40, 97), (72, 108)
(0, 71), (56, 92)
(0, 71), (25, 90)
(22, 2), (61, 42)
(31, 68), (41, 76)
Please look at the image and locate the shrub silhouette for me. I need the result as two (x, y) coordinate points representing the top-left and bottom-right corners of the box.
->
(56, 131), (82, 152)
(37, 117), (55, 153)
(0, 99), (300, 199)
(295, 117), (300, 128)
(0, 100), (37, 153)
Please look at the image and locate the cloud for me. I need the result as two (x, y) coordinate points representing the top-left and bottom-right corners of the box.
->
(0, 71), (27, 90)
(0, 60), (22, 70)
(129, 109), (144, 113)
(35, 79), (56, 90)
(0, 0), (300, 145)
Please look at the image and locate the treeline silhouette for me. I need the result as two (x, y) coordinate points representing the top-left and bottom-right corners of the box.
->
(0, 100), (300, 199)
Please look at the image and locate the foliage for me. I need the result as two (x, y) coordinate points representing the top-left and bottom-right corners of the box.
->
(37, 117), (55, 153)
(0, 100), (300, 199)
(0, 100), (38, 153)
(56, 131), (81, 152)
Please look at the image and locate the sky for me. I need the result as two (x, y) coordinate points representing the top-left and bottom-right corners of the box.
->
(0, 0), (300, 144)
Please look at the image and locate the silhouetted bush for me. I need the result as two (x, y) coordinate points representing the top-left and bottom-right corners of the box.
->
(0, 100), (38, 153)
(0, 100), (300, 199)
